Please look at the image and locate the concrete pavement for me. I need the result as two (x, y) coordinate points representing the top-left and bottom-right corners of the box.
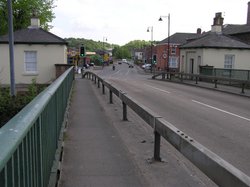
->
(59, 78), (146, 186)
(58, 76), (217, 187)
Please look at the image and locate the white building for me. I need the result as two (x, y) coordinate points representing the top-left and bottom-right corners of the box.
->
(0, 17), (67, 85)
(180, 13), (250, 74)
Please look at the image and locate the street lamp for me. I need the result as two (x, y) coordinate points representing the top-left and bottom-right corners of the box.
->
(147, 26), (153, 73)
(103, 37), (108, 65)
(159, 13), (170, 72)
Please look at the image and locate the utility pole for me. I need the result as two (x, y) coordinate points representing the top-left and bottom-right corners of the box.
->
(7, 0), (15, 96)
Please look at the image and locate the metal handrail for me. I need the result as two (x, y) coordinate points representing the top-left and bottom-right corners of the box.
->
(0, 67), (74, 187)
(83, 71), (250, 187)
(152, 72), (250, 93)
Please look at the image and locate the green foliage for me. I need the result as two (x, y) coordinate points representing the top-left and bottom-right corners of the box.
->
(113, 46), (131, 59)
(124, 40), (150, 51)
(0, 0), (55, 35)
(0, 80), (46, 128)
(90, 54), (102, 65)
(65, 38), (118, 52)
(112, 40), (150, 59)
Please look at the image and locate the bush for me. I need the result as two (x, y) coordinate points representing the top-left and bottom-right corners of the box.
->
(0, 80), (46, 128)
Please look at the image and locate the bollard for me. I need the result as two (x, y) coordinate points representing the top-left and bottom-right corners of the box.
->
(241, 83), (245, 94)
(214, 79), (218, 88)
(195, 77), (198, 84)
(95, 76), (97, 84)
(102, 83), (105, 94)
(109, 90), (113, 104)
(154, 131), (161, 161)
(162, 73), (165, 80)
(98, 79), (100, 88)
(122, 101), (128, 121)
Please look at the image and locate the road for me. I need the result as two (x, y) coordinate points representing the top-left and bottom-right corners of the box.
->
(95, 61), (250, 177)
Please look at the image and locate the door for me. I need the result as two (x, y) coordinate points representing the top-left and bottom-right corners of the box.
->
(190, 58), (194, 74)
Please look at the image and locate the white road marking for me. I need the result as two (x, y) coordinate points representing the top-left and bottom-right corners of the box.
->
(192, 100), (250, 122)
(144, 84), (170, 94)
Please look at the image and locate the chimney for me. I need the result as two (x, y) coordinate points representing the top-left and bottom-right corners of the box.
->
(211, 12), (224, 33)
(29, 10), (40, 29)
(197, 28), (202, 34)
(29, 17), (40, 28)
(247, 2), (250, 25)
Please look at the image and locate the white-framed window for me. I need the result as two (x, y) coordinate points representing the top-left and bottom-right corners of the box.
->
(169, 56), (178, 68)
(24, 51), (37, 73)
(171, 47), (176, 55)
(224, 54), (235, 69)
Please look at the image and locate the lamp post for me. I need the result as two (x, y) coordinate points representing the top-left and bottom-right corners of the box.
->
(103, 37), (107, 65)
(159, 13), (170, 72)
(147, 26), (153, 73)
(7, 0), (15, 96)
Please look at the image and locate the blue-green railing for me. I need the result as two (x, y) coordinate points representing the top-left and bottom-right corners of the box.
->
(0, 66), (74, 187)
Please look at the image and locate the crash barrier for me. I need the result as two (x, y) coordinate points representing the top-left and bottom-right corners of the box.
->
(0, 67), (74, 187)
(152, 72), (250, 94)
(83, 71), (250, 187)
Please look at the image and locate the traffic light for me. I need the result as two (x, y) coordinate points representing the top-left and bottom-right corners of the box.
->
(80, 46), (85, 57)
(153, 55), (157, 64)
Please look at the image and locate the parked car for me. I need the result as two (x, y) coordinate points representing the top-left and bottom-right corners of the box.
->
(142, 64), (151, 69)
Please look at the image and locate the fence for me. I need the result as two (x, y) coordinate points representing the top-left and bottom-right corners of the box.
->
(0, 67), (74, 187)
(200, 67), (250, 81)
(152, 72), (250, 94)
(83, 71), (250, 187)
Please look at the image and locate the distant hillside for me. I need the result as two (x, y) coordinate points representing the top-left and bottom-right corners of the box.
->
(65, 38), (118, 51)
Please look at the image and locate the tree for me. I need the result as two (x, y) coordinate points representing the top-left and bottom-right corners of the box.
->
(113, 46), (131, 59)
(124, 40), (150, 51)
(0, 0), (55, 35)
(90, 54), (102, 66)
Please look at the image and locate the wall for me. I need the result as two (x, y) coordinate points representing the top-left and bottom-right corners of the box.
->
(0, 44), (67, 85)
(180, 48), (250, 74)
(156, 43), (180, 71)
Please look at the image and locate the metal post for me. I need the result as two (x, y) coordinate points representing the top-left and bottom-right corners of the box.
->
(162, 73), (165, 80)
(215, 79), (218, 88)
(7, 0), (15, 96)
(109, 90), (113, 104)
(242, 83), (245, 94)
(122, 102), (127, 121)
(195, 76), (198, 84)
(102, 83), (105, 94)
(180, 73), (183, 82)
(154, 131), (161, 161)
(94, 76), (97, 84)
(98, 79), (100, 88)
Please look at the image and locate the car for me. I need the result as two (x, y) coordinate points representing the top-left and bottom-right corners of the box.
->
(118, 61), (122, 64)
(128, 63), (134, 68)
(142, 64), (151, 69)
(122, 59), (127, 63)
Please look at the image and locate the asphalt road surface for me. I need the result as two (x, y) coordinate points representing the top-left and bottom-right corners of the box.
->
(95, 62), (250, 177)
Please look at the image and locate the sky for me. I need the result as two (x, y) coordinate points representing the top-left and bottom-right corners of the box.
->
(50, 0), (250, 46)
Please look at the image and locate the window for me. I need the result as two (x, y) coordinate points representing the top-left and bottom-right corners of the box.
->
(171, 47), (176, 55)
(224, 55), (235, 69)
(24, 51), (37, 72)
(169, 56), (178, 68)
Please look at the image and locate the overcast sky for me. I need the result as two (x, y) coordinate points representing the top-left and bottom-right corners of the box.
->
(50, 0), (250, 45)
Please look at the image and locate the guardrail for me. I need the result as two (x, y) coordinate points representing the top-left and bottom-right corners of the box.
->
(0, 67), (74, 187)
(152, 72), (250, 94)
(83, 71), (250, 187)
